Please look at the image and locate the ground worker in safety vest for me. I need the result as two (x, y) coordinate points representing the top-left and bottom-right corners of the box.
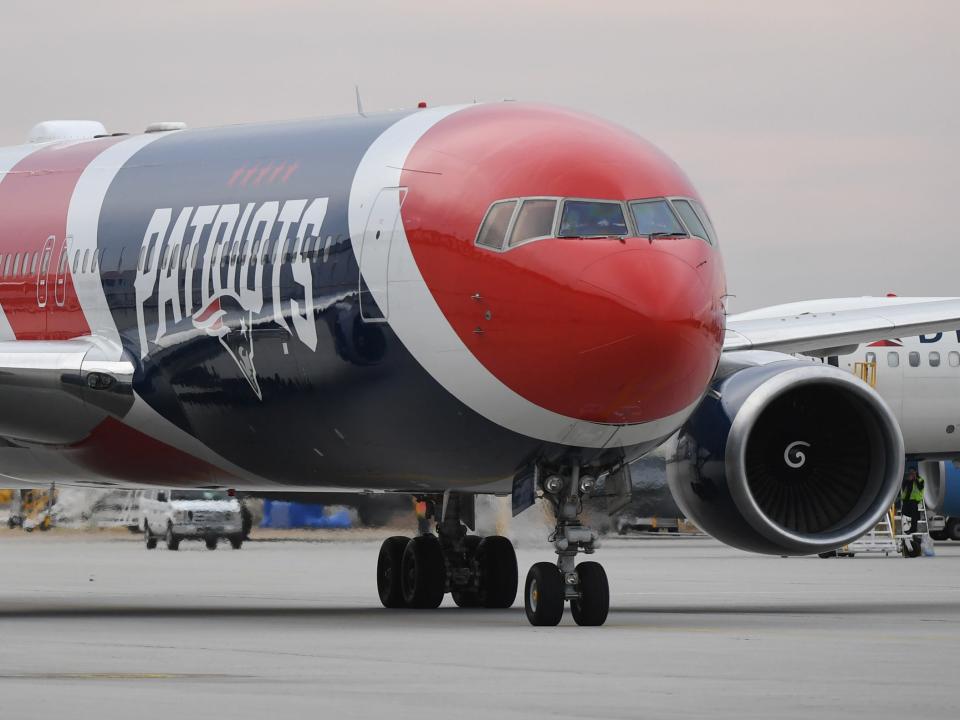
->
(900, 467), (925, 534)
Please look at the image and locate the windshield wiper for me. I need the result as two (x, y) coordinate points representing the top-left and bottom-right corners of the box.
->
(648, 232), (688, 239)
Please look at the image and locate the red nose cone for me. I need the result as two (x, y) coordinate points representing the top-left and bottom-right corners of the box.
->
(398, 103), (727, 428)
(572, 246), (721, 423)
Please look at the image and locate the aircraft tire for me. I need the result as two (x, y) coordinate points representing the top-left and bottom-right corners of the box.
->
(476, 536), (518, 609)
(402, 535), (445, 609)
(947, 519), (960, 541)
(524, 562), (564, 626)
(229, 535), (244, 550)
(377, 536), (410, 608)
(570, 561), (609, 627)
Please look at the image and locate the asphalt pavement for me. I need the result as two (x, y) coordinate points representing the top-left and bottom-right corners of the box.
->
(0, 529), (957, 719)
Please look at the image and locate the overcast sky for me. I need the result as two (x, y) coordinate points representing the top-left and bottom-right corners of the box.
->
(1, 0), (956, 311)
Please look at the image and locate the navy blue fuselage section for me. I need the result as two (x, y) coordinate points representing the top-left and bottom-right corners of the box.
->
(96, 114), (544, 490)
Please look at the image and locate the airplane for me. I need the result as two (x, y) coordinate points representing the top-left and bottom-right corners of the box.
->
(730, 301), (960, 538)
(1, 102), (960, 626)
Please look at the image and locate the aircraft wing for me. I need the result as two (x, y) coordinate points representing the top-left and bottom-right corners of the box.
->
(724, 297), (960, 355)
(0, 337), (135, 445)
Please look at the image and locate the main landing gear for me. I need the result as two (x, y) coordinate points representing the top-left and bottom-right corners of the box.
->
(376, 492), (518, 611)
(524, 466), (610, 627)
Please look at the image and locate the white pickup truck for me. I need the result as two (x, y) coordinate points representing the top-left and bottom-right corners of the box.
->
(141, 489), (244, 550)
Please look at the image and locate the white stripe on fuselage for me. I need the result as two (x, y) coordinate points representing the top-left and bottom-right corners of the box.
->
(67, 134), (165, 352)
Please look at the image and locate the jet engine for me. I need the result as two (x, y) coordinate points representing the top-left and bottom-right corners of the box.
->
(667, 354), (904, 555)
(918, 460), (960, 517)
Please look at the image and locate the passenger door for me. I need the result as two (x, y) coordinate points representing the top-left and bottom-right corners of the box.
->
(35, 235), (55, 309)
(54, 241), (69, 308)
(358, 187), (407, 322)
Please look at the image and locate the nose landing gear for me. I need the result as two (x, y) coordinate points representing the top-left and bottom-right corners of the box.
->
(524, 466), (611, 626)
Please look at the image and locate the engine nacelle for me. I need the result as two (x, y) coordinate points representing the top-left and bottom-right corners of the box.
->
(919, 460), (960, 517)
(667, 354), (904, 555)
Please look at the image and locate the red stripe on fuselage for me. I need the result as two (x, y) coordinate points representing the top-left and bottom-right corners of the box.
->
(67, 417), (233, 486)
(0, 138), (124, 340)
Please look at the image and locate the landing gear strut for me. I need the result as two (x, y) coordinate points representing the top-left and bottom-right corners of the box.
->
(524, 466), (610, 626)
(376, 492), (518, 610)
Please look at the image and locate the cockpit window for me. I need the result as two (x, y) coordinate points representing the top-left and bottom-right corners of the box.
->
(671, 199), (711, 244)
(508, 199), (557, 247)
(630, 199), (686, 236)
(476, 200), (517, 250)
(690, 200), (718, 245)
(558, 200), (628, 237)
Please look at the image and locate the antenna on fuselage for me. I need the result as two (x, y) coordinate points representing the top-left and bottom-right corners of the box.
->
(355, 86), (366, 117)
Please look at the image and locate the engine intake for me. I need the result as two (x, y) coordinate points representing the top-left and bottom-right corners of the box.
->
(668, 355), (904, 555)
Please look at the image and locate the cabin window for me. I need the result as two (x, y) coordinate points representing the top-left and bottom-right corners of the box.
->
(3, 255), (10, 278)
(169, 244), (180, 272)
(909, 351), (920, 367)
(865, 352), (876, 365)
(508, 199), (557, 247)
(29, 252), (38, 275)
(949, 351), (960, 368)
(137, 247), (146, 272)
(930, 351), (941, 368)
(476, 200), (517, 250)
(558, 200), (628, 237)
(12, 253), (21, 277)
(191, 244), (201, 268)
(58, 250), (68, 273)
(82, 249), (90, 274)
(631, 199), (685, 237)
(40, 249), (51, 274)
(671, 199), (711, 244)
(887, 352), (899, 368)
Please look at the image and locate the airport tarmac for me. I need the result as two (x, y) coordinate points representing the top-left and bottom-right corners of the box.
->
(0, 531), (958, 719)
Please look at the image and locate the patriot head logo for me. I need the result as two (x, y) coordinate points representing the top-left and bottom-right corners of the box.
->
(192, 293), (261, 400)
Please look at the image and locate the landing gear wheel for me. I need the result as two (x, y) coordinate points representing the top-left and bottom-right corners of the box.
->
(947, 519), (960, 541)
(570, 561), (609, 626)
(476, 536), (518, 609)
(229, 535), (243, 550)
(144, 525), (157, 550)
(452, 536), (483, 608)
(205, 537), (218, 550)
(377, 536), (410, 608)
(524, 562), (564, 626)
(165, 525), (180, 551)
(401, 535), (445, 609)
